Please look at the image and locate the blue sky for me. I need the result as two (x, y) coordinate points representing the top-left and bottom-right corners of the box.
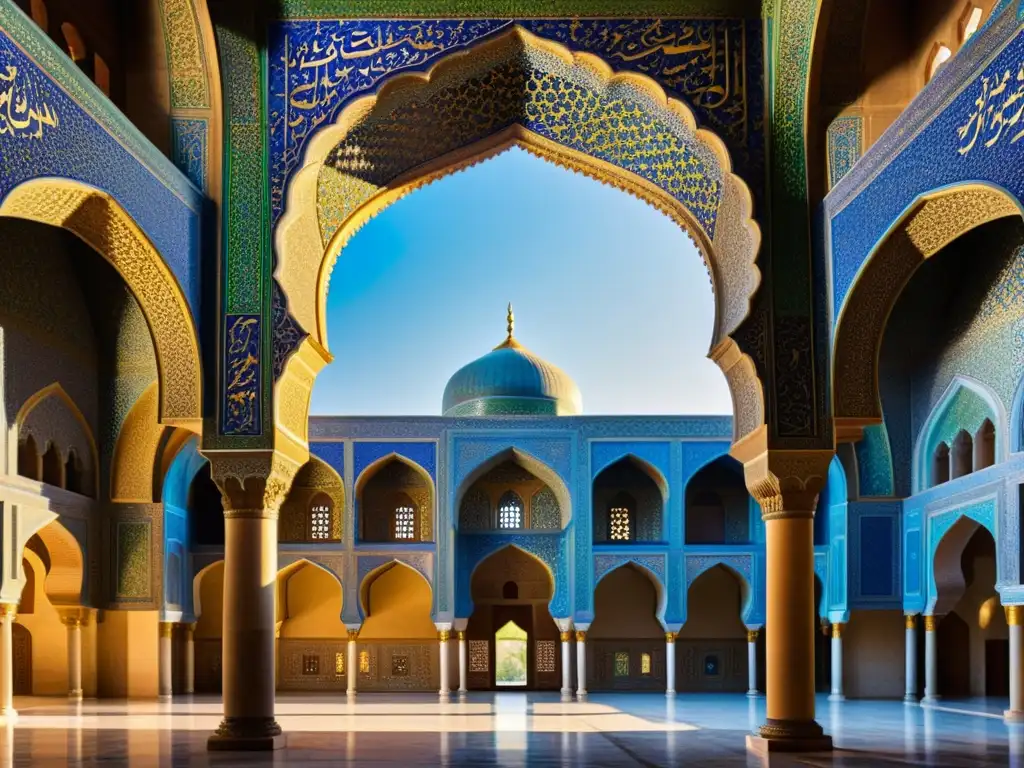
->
(310, 147), (732, 416)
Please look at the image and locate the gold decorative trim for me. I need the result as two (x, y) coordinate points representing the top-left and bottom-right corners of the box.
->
(746, 629), (759, 643)
(0, 603), (16, 618)
(905, 614), (917, 630)
(575, 630), (587, 643)
(559, 631), (571, 643)
(348, 629), (360, 642)
(1006, 605), (1023, 626)
(457, 630), (466, 642)
(924, 614), (939, 632)
(0, 179), (203, 432)
(831, 622), (844, 639)
(665, 632), (676, 644)
(438, 630), (451, 643)
(159, 621), (175, 639)
(730, 429), (834, 517)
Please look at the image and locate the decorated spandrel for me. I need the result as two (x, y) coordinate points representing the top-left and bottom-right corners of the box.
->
(268, 17), (763, 226)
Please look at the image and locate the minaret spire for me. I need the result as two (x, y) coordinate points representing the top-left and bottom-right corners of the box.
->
(506, 302), (514, 341)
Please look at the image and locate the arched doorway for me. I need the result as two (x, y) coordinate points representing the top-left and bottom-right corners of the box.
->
(276, 561), (346, 692)
(679, 565), (750, 693)
(592, 458), (665, 544)
(932, 521), (1005, 699)
(589, 564), (665, 691)
(358, 562), (437, 692)
(684, 456), (752, 545)
(466, 546), (560, 691)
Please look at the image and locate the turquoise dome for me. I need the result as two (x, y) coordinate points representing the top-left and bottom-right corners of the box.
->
(442, 307), (582, 417)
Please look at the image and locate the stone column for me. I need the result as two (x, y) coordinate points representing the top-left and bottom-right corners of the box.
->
(828, 622), (844, 702)
(575, 630), (587, 700)
(0, 604), (16, 719)
(738, 445), (833, 753)
(904, 614), (917, 703)
(1005, 606), (1024, 721)
(437, 627), (451, 699)
(665, 632), (676, 697)
(457, 631), (468, 699)
(346, 628), (359, 697)
(559, 630), (573, 702)
(923, 614), (939, 703)
(747, 629), (759, 697)
(159, 621), (174, 699)
(207, 453), (298, 751)
(184, 623), (196, 695)
(63, 614), (84, 701)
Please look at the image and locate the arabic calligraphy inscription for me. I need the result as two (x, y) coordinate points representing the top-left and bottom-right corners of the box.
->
(957, 61), (1024, 155)
(0, 65), (58, 140)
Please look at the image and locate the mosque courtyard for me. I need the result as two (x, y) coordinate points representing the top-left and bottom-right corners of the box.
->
(2, 692), (1020, 766)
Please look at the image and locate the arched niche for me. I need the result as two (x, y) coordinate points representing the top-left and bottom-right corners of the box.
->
(973, 418), (995, 471)
(277, 559), (346, 638)
(16, 383), (97, 498)
(465, 545), (560, 691)
(589, 564), (666, 692)
(951, 429), (973, 480)
(280, 456), (344, 543)
(592, 456), (665, 544)
(929, 514), (998, 617)
(457, 449), (569, 532)
(17, 434), (40, 481)
(684, 455), (750, 545)
(19, 518), (86, 610)
(274, 26), (766, 455)
(678, 563), (750, 693)
(356, 455), (433, 543)
(41, 442), (62, 488)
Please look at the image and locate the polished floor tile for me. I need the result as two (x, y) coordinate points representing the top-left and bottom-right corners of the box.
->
(0, 692), (1022, 766)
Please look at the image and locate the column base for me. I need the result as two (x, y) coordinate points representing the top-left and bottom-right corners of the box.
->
(827, 693), (845, 702)
(560, 690), (572, 702)
(748, 719), (832, 754)
(159, 694), (173, 701)
(576, 691), (587, 701)
(458, 690), (468, 700)
(746, 690), (760, 698)
(0, 708), (17, 722)
(346, 690), (356, 699)
(665, 690), (676, 698)
(439, 691), (451, 701)
(921, 695), (941, 704)
(903, 694), (919, 704)
(1004, 710), (1024, 723)
(207, 718), (285, 752)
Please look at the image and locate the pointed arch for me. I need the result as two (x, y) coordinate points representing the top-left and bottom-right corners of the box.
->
(281, 455), (345, 543)
(913, 375), (1005, 492)
(276, 557), (346, 634)
(191, 559), (223, 621)
(0, 178), (202, 430)
(28, 518), (86, 607)
(15, 382), (98, 498)
(593, 454), (666, 543)
(358, 559), (433, 621)
(593, 453), (669, 502)
(110, 381), (162, 502)
(277, 557), (344, 593)
(928, 514), (996, 616)
(686, 559), (754, 624)
(595, 561), (667, 625)
(461, 543), (560, 620)
(356, 452), (433, 543)
(455, 446), (571, 529)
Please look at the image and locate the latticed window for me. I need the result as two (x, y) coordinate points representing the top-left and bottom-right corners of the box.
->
(335, 652), (345, 676)
(394, 506), (416, 540)
(608, 492), (635, 541)
(613, 651), (630, 678)
(498, 490), (524, 530)
(641, 653), (651, 675)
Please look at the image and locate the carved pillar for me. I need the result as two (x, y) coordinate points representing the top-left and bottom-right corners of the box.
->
(158, 621), (174, 699)
(737, 443), (833, 753)
(559, 630), (573, 702)
(828, 622), (845, 702)
(1005, 606), (1023, 721)
(904, 615), (917, 703)
(575, 630), (587, 700)
(437, 627), (451, 699)
(665, 633), (676, 697)
(747, 629), (759, 697)
(347, 627), (359, 698)
(184, 626), (195, 696)
(62, 613), (84, 701)
(923, 614), (939, 702)
(206, 452), (298, 751)
(0, 604), (15, 719)
(457, 631), (467, 698)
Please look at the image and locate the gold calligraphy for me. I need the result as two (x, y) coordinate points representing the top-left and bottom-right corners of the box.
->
(0, 65), (58, 140)
(956, 61), (1024, 156)
(224, 315), (259, 434)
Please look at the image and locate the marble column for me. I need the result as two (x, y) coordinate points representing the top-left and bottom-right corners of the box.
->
(346, 628), (359, 697)
(184, 623), (196, 695)
(457, 631), (468, 699)
(0, 604), (16, 719)
(438, 628), (451, 699)
(1005, 606), (1024, 721)
(559, 630), (573, 702)
(665, 632), (676, 697)
(64, 614), (83, 701)
(741, 447), (833, 753)
(828, 622), (844, 702)
(159, 621), (174, 699)
(904, 614), (917, 703)
(923, 614), (939, 703)
(746, 629), (759, 697)
(575, 630), (587, 700)
(207, 456), (295, 751)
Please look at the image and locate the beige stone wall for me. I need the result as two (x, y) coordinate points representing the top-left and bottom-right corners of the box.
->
(844, 610), (905, 699)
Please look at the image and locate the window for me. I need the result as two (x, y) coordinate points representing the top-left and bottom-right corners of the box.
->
(960, 5), (983, 43)
(391, 655), (409, 676)
(335, 652), (345, 676)
(502, 580), (519, 600)
(613, 651), (630, 678)
(641, 652), (651, 675)
(609, 494), (635, 542)
(302, 655), (320, 675)
(60, 22), (86, 62)
(308, 493), (333, 540)
(932, 442), (950, 487)
(536, 640), (556, 673)
(29, 0), (47, 32)
(927, 44), (952, 82)
(498, 490), (524, 529)
(469, 640), (489, 672)
(358, 650), (370, 674)
(393, 505), (416, 540)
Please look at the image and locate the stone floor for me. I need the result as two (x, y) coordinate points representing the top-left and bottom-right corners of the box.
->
(1, 692), (1022, 766)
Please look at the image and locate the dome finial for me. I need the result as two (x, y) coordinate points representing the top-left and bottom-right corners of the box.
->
(506, 302), (514, 341)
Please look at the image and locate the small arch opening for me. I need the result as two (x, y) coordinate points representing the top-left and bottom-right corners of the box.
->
(18, 435), (40, 481)
(64, 449), (83, 495)
(502, 580), (519, 600)
(932, 442), (950, 487)
(927, 44), (953, 82)
(960, 5), (984, 43)
(951, 429), (973, 480)
(41, 442), (63, 487)
(973, 418), (995, 471)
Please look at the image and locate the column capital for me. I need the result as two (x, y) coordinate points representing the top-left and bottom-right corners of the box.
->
(347, 628), (360, 642)
(575, 630), (587, 642)
(665, 632), (676, 644)
(456, 630), (466, 642)
(204, 449), (302, 519)
(924, 614), (941, 631)
(57, 607), (92, 627)
(905, 614), (918, 629)
(746, 629), (759, 642)
(730, 436), (834, 520)
(831, 622), (844, 639)
(159, 621), (175, 639)
(559, 630), (572, 642)
(0, 603), (16, 619)
(437, 629), (451, 643)
(1006, 605), (1023, 626)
